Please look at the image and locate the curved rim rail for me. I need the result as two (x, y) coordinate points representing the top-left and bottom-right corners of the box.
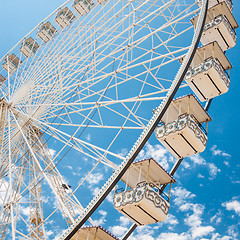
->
(60, 0), (209, 239)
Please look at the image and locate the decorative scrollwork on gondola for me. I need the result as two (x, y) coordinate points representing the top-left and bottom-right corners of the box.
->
(186, 58), (230, 88)
(155, 114), (207, 147)
(145, 185), (170, 215)
(113, 183), (169, 216)
(203, 15), (236, 43)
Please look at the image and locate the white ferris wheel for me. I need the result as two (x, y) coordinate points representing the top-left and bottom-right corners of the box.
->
(0, 0), (237, 239)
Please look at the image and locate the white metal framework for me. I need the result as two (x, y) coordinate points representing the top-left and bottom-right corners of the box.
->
(0, 0), (213, 239)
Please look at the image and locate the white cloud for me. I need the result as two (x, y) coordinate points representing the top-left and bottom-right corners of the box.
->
(191, 226), (215, 238)
(128, 225), (155, 240)
(178, 201), (216, 240)
(119, 216), (131, 227)
(111, 225), (154, 240)
(19, 206), (31, 217)
(232, 181), (240, 184)
(212, 234), (232, 240)
(91, 187), (100, 196)
(53, 230), (65, 240)
(211, 145), (231, 158)
(86, 173), (103, 185)
(109, 216), (131, 238)
(224, 161), (230, 167)
(172, 187), (196, 206)
(138, 142), (173, 170)
(208, 163), (221, 178)
(46, 230), (54, 236)
(130, 234), (155, 240)
(129, 225), (155, 240)
(184, 204), (205, 228)
(64, 165), (73, 170)
(86, 133), (91, 141)
(91, 210), (107, 226)
(185, 153), (220, 179)
(188, 154), (206, 165)
(106, 189), (114, 202)
(157, 232), (189, 240)
(99, 210), (107, 216)
(179, 203), (192, 212)
(210, 212), (222, 224)
(111, 226), (128, 237)
(222, 199), (240, 216)
(182, 161), (191, 169)
(227, 225), (239, 239)
(164, 214), (179, 226)
(118, 148), (129, 157)
(44, 148), (56, 158)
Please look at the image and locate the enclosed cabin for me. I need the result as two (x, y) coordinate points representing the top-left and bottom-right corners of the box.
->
(37, 22), (56, 43)
(0, 74), (6, 86)
(2, 54), (21, 75)
(71, 226), (119, 240)
(196, 0), (233, 12)
(113, 158), (175, 225)
(55, 7), (75, 29)
(20, 37), (39, 58)
(95, 0), (107, 4)
(180, 41), (231, 101)
(30, 211), (42, 226)
(191, 2), (238, 51)
(30, 211), (43, 238)
(155, 95), (211, 159)
(73, 0), (93, 16)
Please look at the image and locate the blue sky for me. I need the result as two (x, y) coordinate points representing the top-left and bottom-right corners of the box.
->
(0, 0), (239, 239)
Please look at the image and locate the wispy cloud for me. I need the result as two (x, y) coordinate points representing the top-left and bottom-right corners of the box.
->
(208, 163), (221, 179)
(130, 225), (155, 240)
(222, 199), (240, 216)
(188, 154), (206, 165)
(210, 211), (222, 224)
(211, 145), (231, 158)
(91, 210), (107, 226)
(86, 172), (103, 185)
(86, 133), (91, 141)
(138, 142), (174, 170)
(119, 216), (131, 227)
(186, 154), (221, 179)
(172, 187), (196, 206)
(192, 226), (215, 238)
(157, 232), (189, 240)
(161, 214), (179, 230)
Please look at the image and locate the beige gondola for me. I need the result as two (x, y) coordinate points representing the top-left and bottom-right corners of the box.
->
(73, 0), (93, 16)
(196, 0), (233, 12)
(20, 37), (39, 58)
(180, 41), (231, 101)
(0, 74), (6, 85)
(71, 226), (119, 240)
(55, 7), (75, 29)
(37, 22), (56, 43)
(113, 158), (175, 226)
(95, 0), (107, 4)
(30, 210), (43, 238)
(30, 212), (42, 226)
(2, 54), (21, 75)
(155, 95), (211, 159)
(191, 2), (238, 51)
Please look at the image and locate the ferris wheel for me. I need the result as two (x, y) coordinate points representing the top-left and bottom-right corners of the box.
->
(0, 0), (237, 239)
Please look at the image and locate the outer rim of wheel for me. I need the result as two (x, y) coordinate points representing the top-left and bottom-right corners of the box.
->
(0, 0), (208, 239)
(59, 0), (209, 239)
